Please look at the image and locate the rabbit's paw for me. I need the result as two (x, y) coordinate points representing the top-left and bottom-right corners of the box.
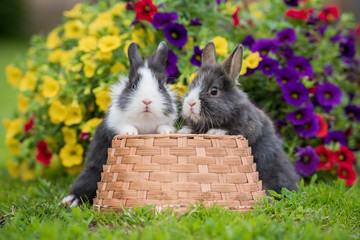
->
(119, 126), (138, 135)
(61, 194), (80, 207)
(157, 125), (175, 134)
(207, 128), (228, 135)
(178, 125), (193, 134)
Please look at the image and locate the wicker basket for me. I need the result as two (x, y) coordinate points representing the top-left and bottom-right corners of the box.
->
(93, 134), (264, 214)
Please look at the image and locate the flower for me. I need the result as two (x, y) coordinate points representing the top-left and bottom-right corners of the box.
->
(42, 76), (60, 98)
(356, 21), (360, 37)
(318, 5), (340, 22)
(294, 146), (320, 176)
(110, 62), (126, 74)
(324, 130), (346, 146)
(19, 162), (36, 181)
(284, 0), (299, 7)
(46, 29), (62, 49)
(60, 143), (84, 167)
(80, 132), (91, 140)
(64, 20), (86, 39)
(189, 18), (202, 26)
(63, 3), (82, 18)
(170, 81), (188, 98)
(190, 46), (203, 67)
(251, 39), (277, 56)
(275, 28), (297, 46)
(48, 101), (67, 124)
(17, 94), (30, 113)
(315, 114), (328, 138)
(258, 56), (279, 75)
(345, 105), (360, 121)
(285, 9), (308, 21)
(282, 81), (309, 106)
(98, 35), (121, 53)
(152, 12), (178, 28)
(78, 36), (97, 52)
(5, 65), (23, 88)
(19, 71), (37, 92)
(280, 46), (294, 59)
(93, 87), (111, 112)
(294, 114), (320, 138)
(24, 114), (35, 134)
(36, 140), (52, 166)
(324, 65), (333, 76)
(5, 138), (21, 155)
(61, 126), (77, 144)
(134, 0), (157, 22)
(286, 102), (314, 125)
(212, 36), (228, 56)
(82, 118), (103, 133)
(83, 59), (97, 78)
(315, 82), (342, 107)
(338, 165), (357, 186)
(7, 160), (19, 178)
(245, 52), (262, 69)
(315, 145), (336, 170)
(275, 67), (299, 86)
(334, 146), (355, 168)
(65, 104), (83, 126)
(339, 39), (355, 58)
(242, 35), (255, 49)
(3, 117), (23, 140)
(287, 55), (314, 78)
(163, 23), (188, 48)
(232, 7), (240, 27)
(165, 50), (180, 83)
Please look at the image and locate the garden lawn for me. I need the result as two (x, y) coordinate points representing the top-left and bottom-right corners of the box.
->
(1, 171), (359, 240)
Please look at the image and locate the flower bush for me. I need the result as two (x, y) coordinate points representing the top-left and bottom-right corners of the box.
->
(4, 0), (360, 185)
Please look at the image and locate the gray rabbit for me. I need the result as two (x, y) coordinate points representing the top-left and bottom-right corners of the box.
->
(179, 42), (299, 194)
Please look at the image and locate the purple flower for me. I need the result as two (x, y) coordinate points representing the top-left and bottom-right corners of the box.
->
(324, 130), (346, 146)
(275, 28), (297, 46)
(189, 18), (202, 26)
(294, 115), (320, 138)
(339, 39), (356, 58)
(166, 50), (180, 83)
(287, 56), (314, 78)
(284, 0), (299, 7)
(324, 65), (333, 76)
(163, 23), (188, 48)
(275, 67), (299, 86)
(152, 12), (178, 29)
(216, 0), (228, 5)
(345, 105), (360, 121)
(282, 82), (309, 106)
(258, 57), (279, 75)
(330, 32), (343, 42)
(315, 82), (342, 107)
(190, 46), (202, 67)
(294, 146), (320, 176)
(251, 39), (278, 56)
(244, 68), (256, 76)
(242, 35), (255, 49)
(286, 102), (314, 125)
(317, 25), (328, 36)
(280, 46), (294, 59)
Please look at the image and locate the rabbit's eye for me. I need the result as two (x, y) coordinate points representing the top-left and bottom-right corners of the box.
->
(210, 87), (218, 96)
(131, 84), (137, 90)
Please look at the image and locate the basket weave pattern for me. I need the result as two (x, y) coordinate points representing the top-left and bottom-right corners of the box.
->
(94, 134), (264, 214)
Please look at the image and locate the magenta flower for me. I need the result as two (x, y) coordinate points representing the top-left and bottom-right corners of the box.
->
(163, 23), (188, 48)
(275, 67), (299, 86)
(152, 12), (178, 29)
(315, 82), (342, 107)
(259, 56), (279, 75)
(294, 146), (320, 176)
(251, 39), (278, 56)
(287, 55), (314, 78)
(275, 28), (297, 46)
(190, 46), (203, 67)
(286, 102), (314, 125)
(282, 81), (309, 106)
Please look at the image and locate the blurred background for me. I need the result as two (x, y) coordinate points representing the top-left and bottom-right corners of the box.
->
(0, 0), (359, 167)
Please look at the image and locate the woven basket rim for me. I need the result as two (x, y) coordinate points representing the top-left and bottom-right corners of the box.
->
(113, 134), (245, 140)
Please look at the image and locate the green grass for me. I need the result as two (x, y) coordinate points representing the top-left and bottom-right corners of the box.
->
(1, 170), (359, 239)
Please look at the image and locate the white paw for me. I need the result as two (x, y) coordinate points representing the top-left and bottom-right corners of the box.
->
(178, 125), (193, 134)
(157, 125), (175, 134)
(119, 126), (138, 135)
(61, 194), (80, 207)
(207, 128), (228, 135)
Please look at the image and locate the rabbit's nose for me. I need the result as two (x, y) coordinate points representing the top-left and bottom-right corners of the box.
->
(142, 100), (152, 106)
(189, 102), (196, 107)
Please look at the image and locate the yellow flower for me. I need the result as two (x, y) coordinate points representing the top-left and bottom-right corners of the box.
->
(78, 36), (97, 52)
(60, 143), (84, 167)
(64, 104), (83, 126)
(213, 36), (228, 56)
(124, 40), (132, 57)
(64, 20), (86, 39)
(88, 13), (116, 36)
(245, 52), (262, 69)
(185, 36), (194, 51)
(189, 72), (197, 84)
(223, 1), (238, 15)
(61, 126), (77, 144)
(48, 49), (66, 64)
(98, 35), (121, 53)
(95, 51), (112, 62)
(42, 76), (60, 98)
(83, 59), (97, 78)
(110, 62), (126, 74)
(6, 138), (21, 155)
(240, 60), (247, 76)
(249, 2), (265, 19)
(48, 101), (67, 124)
(46, 29), (62, 49)
(107, 2), (126, 16)
(170, 81), (188, 98)
(82, 118), (103, 133)
(19, 162), (36, 181)
(35, 92), (44, 102)
(147, 29), (155, 43)
(19, 71), (37, 92)
(6, 160), (19, 178)
(63, 3), (82, 18)
(17, 94), (30, 113)
(60, 49), (78, 67)
(131, 28), (146, 48)
(66, 164), (84, 175)
(5, 65), (23, 88)
(3, 117), (23, 140)
(93, 87), (111, 112)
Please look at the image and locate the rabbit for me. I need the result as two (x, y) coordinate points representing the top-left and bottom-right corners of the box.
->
(179, 42), (300, 194)
(61, 41), (178, 207)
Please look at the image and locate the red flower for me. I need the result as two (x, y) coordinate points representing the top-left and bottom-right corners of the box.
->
(338, 165), (357, 186)
(232, 7), (241, 27)
(134, 0), (157, 22)
(334, 146), (355, 168)
(80, 132), (91, 140)
(36, 140), (52, 166)
(24, 114), (35, 134)
(315, 145), (336, 170)
(318, 5), (340, 22)
(285, 9), (309, 21)
(316, 114), (328, 138)
(356, 21), (360, 37)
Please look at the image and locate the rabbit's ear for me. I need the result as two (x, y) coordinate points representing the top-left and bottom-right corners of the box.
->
(222, 44), (244, 83)
(201, 42), (216, 66)
(153, 41), (168, 68)
(128, 42), (143, 70)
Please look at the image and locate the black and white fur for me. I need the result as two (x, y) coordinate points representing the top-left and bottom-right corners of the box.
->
(62, 42), (177, 206)
(179, 42), (299, 194)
